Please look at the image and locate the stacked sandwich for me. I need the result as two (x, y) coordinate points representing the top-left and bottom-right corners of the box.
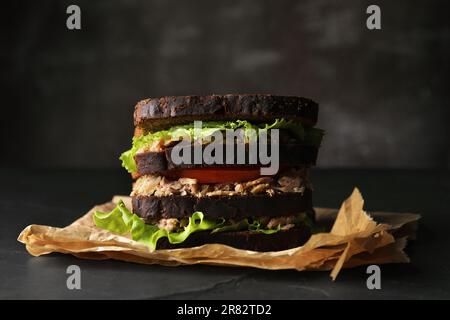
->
(94, 94), (324, 251)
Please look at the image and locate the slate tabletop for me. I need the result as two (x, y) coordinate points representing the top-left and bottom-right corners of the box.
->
(1, 168), (449, 300)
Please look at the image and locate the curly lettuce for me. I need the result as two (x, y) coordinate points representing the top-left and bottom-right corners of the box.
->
(94, 201), (219, 251)
(120, 119), (324, 173)
(93, 201), (296, 251)
(211, 219), (281, 235)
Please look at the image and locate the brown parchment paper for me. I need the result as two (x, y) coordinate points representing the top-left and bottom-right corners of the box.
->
(17, 188), (420, 280)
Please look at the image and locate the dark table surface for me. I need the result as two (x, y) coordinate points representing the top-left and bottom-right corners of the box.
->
(1, 168), (449, 299)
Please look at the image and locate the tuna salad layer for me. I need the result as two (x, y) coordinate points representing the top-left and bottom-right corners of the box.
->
(131, 168), (312, 197)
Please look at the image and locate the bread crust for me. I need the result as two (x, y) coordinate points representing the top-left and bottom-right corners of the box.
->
(132, 189), (314, 221)
(134, 94), (319, 131)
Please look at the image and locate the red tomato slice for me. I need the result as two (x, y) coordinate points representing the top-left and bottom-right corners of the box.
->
(165, 167), (262, 183)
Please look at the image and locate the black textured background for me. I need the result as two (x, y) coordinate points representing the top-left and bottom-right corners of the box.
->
(2, 0), (449, 169)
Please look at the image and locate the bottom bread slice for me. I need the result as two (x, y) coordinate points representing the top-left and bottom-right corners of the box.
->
(156, 225), (312, 252)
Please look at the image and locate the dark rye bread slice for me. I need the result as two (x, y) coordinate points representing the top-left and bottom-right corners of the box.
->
(132, 189), (314, 222)
(134, 94), (319, 131)
(134, 143), (318, 176)
(156, 225), (311, 251)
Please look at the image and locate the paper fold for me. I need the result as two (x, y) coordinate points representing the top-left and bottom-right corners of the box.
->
(18, 188), (420, 280)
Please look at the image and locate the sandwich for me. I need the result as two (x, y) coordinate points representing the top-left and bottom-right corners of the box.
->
(94, 94), (324, 251)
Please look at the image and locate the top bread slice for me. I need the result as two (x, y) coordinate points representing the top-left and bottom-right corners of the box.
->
(134, 94), (319, 132)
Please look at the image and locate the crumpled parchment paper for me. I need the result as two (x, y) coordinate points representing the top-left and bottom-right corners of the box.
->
(18, 188), (420, 280)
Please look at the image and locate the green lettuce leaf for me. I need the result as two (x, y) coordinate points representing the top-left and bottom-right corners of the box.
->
(262, 118), (325, 145)
(119, 130), (171, 173)
(248, 220), (281, 234)
(261, 118), (304, 140)
(211, 219), (248, 234)
(94, 200), (221, 251)
(304, 127), (325, 146)
(210, 218), (281, 234)
(93, 201), (287, 250)
(120, 119), (324, 173)
(211, 212), (313, 235)
(293, 212), (314, 229)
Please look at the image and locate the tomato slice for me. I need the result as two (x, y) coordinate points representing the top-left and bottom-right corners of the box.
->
(165, 167), (262, 183)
